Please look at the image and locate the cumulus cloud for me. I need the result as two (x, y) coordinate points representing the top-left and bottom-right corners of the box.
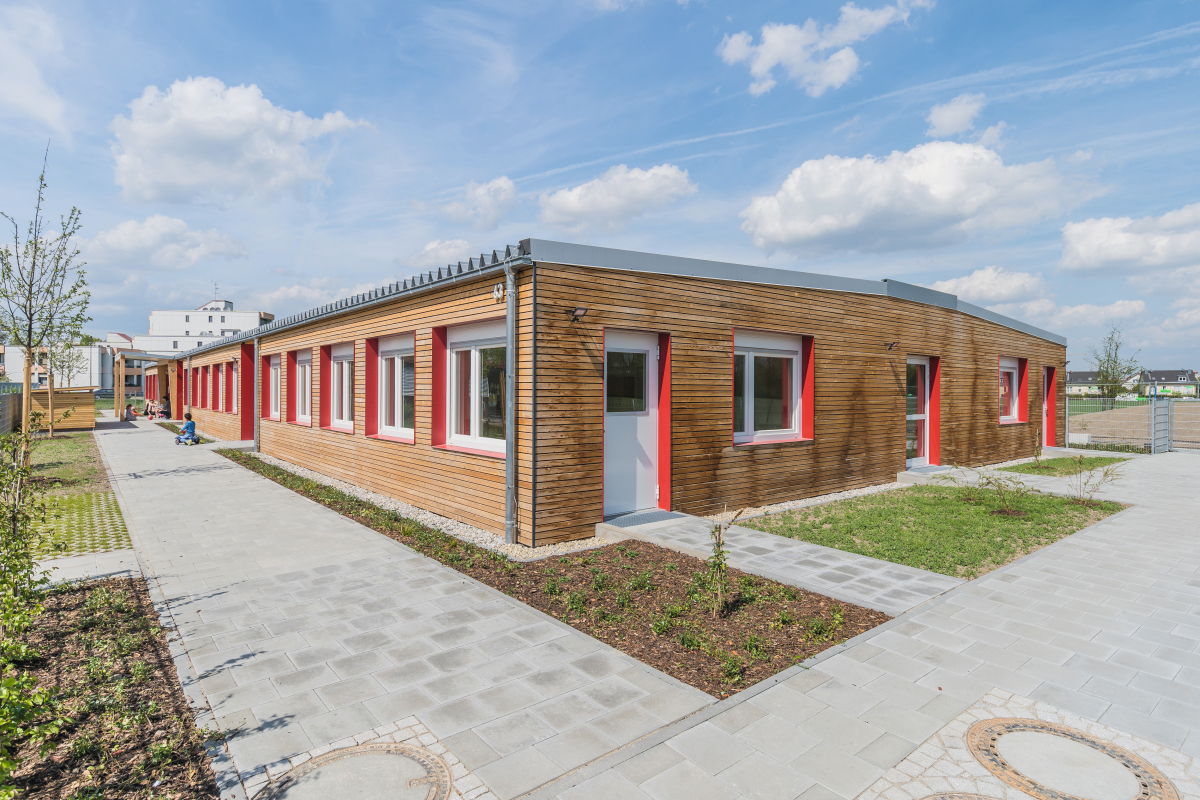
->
(89, 215), (247, 270)
(718, 1), (931, 97)
(928, 266), (1047, 304)
(925, 93), (986, 138)
(1060, 202), (1200, 274)
(110, 76), (366, 203)
(740, 141), (1099, 255)
(0, 6), (67, 133)
(439, 177), (517, 231)
(539, 164), (697, 232)
(991, 298), (1145, 330)
(1067, 149), (1093, 164)
(402, 239), (473, 269)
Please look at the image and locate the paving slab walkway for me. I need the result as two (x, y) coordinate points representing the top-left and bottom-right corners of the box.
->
(601, 515), (962, 616)
(539, 450), (1200, 799)
(94, 420), (714, 800)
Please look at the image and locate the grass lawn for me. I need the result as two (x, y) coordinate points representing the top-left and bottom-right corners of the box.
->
(217, 448), (890, 697)
(31, 431), (110, 495)
(741, 485), (1123, 579)
(95, 397), (144, 416)
(998, 455), (1130, 477)
(13, 578), (220, 798)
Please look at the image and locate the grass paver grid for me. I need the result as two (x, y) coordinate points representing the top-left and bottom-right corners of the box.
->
(39, 491), (132, 558)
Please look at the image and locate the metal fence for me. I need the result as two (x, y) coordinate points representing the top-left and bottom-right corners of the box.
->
(0, 393), (20, 435)
(1067, 392), (1200, 453)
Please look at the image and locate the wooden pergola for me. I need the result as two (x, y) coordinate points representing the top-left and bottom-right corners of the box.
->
(114, 350), (179, 418)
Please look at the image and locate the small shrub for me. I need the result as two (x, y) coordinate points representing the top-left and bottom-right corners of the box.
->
(664, 563), (677, 572)
(650, 616), (672, 635)
(738, 576), (761, 604)
(744, 634), (768, 661)
(804, 617), (834, 641)
(721, 654), (745, 684)
(565, 592), (588, 616)
(131, 661), (151, 683)
(147, 740), (176, 766)
(614, 589), (631, 608)
(591, 570), (612, 592)
(70, 734), (102, 761)
(628, 571), (655, 591)
(543, 578), (561, 596)
(677, 629), (702, 650)
(772, 609), (796, 629)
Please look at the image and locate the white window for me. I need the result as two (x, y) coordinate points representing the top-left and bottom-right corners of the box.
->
(379, 334), (415, 438)
(732, 330), (801, 444)
(216, 366), (225, 411)
(269, 355), (281, 419)
(447, 321), (506, 453)
(172, 341), (178, 349)
(999, 357), (1019, 421)
(296, 351), (312, 422)
(230, 362), (238, 413)
(331, 343), (354, 430)
(208, 315), (213, 322)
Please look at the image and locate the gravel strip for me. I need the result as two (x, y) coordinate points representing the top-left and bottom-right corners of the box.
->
(253, 453), (617, 561)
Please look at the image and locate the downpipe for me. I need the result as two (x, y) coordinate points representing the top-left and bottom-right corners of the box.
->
(253, 338), (261, 453)
(504, 262), (517, 545)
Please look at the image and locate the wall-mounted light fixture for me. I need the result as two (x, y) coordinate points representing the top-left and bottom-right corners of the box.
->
(886, 341), (900, 351)
(566, 307), (588, 323)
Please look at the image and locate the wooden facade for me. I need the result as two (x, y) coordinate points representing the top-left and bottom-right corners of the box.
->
(31, 387), (97, 431)
(176, 242), (1066, 547)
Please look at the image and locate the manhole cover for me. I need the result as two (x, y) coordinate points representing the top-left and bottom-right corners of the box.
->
(966, 718), (1179, 800)
(256, 742), (452, 800)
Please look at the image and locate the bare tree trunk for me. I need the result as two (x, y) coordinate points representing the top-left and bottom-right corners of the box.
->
(47, 368), (54, 437)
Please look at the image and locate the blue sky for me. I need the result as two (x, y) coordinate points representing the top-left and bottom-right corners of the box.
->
(2, 0), (1198, 368)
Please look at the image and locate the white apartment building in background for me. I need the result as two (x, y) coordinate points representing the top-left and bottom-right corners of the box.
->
(134, 300), (275, 353)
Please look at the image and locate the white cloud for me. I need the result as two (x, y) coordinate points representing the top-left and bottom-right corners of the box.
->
(928, 266), (1047, 304)
(439, 177), (517, 231)
(925, 93), (986, 138)
(110, 76), (366, 203)
(1060, 202), (1200, 273)
(718, 1), (931, 97)
(90, 215), (247, 270)
(991, 298), (1145, 330)
(740, 141), (1097, 255)
(1067, 149), (1093, 164)
(976, 121), (1009, 149)
(402, 239), (473, 269)
(539, 164), (697, 232)
(0, 6), (66, 133)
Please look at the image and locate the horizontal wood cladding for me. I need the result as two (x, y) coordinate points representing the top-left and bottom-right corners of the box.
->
(254, 272), (533, 543)
(32, 390), (95, 430)
(532, 263), (1066, 543)
(184, 352), (247, 442)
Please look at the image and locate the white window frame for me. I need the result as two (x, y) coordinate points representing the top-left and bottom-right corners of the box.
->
(295, 351), (312, 423)
(216, 365), (225, 412)
(447, 322), (506, 454)
(230, 361), (238, 413)
(330, 344), (354, 431)
(906, 355), (930, 468)
(732, 330), (801, 445)
(999, 356), (1019, 422)
(378, 335), (415, 440)
(269, 355), (281, 419)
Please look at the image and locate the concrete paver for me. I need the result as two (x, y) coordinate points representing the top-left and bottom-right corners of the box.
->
(95, 420), (713, 798)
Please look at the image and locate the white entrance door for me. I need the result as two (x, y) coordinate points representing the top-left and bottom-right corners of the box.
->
(906, 356), (929, 468)
(604, 330), (659, 516)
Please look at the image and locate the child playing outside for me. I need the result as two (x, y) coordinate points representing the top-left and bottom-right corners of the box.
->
(175, 413), (200, 445)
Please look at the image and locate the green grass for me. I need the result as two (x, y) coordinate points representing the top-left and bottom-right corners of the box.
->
(95, 396), (144, 416)
(998, 456), (1130, 477)
(31, 431), (109, 495)
(741, 485), (1123, 579)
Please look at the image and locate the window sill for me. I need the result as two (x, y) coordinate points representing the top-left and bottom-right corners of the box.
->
(433, 443), (505, 459)
(998, 418), (1025, 426)
(321, 424), (355, 435)
(733, 435), (812, 447)
(287, 419), (313, 428)
(369, 433), (414, 444)
(264, 415), (280, 422)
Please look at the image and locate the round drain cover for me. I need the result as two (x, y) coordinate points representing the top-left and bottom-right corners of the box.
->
(966, 718), (1179, 800)
(258, 743), (452, 800)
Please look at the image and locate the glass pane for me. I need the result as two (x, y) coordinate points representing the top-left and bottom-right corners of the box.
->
(453, 350), (471, 436)
(906, 418), (925, 459)
(331, 363), (341, 420)
(753, 355), (790, 431)
(606, 351), (646, 413)
(299, 365), (309, 416)
(382, 357), (395, 428)
(733, 354), (745, 433)
(1000, 371), (1015, 417)
(906, 364), (926, 416)
(401, 356), (415, 430)
(342, 362), (353, 422)
(479, 346), (505, 440)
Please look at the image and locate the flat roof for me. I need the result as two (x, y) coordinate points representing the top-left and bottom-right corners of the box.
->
(178, 239), (1066, 358)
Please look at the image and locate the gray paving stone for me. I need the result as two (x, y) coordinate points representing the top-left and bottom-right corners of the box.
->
(476, 745), (564, 800)
(299, 703), (379, 743)
(362, 686), (436, 723)
(559, 770), (653, 800)
(717, 751), (815, 800)
(475, 709), (558, 757)
(666, 722), (755, 775)
(537, 723), (619, 770)
(734, 714), (820, 763)
(789, 742), (884, 800)
(641, 760), (740, 800)
(443, 729), (501, 771)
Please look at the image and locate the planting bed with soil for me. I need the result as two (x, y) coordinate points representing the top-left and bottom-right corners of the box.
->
(13, 578), (220, 799)
(219, 449), (890, 697)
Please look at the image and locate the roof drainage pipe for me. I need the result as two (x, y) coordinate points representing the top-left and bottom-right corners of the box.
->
(253, 337), (261, 453)
(504, 261), (517, 545)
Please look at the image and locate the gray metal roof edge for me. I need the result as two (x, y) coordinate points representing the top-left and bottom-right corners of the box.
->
(956, 300), (1067, 346)
(521, 238), (885, 296)
(525, 239), (1066, 347)
(177, 246), (528, 359)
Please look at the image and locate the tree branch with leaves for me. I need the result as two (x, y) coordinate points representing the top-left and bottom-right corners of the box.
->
(1086, 322), (1141, 400)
